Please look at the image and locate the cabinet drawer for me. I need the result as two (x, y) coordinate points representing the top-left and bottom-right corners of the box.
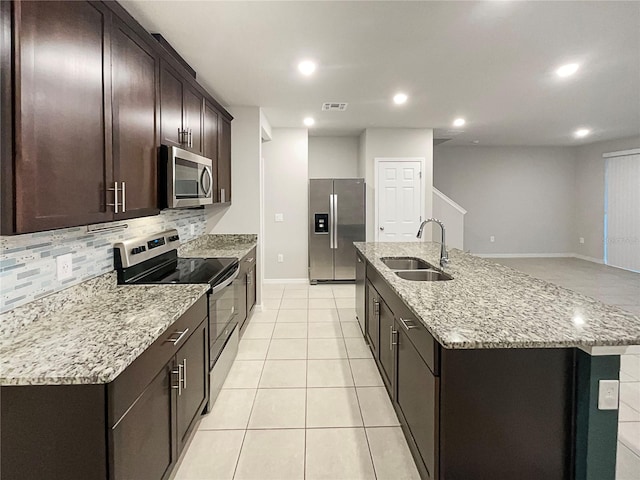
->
(395, 302), (439, 376)
(108, 295), (207, 427)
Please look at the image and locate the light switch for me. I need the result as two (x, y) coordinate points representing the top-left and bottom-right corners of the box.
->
(275, 213), (284, 222)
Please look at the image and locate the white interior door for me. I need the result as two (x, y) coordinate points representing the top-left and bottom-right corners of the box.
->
(376, 160), (423, 241)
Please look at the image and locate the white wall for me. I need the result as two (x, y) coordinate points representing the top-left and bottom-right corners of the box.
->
(433, 189), (465, 250)
(434, 146), (577, 255)
(574, 135), (640, 262)
(207, 106), (261, 234)
(360, 128), (434, 241)
(308, 136), (359, 179)
(262, 128), (309, 280)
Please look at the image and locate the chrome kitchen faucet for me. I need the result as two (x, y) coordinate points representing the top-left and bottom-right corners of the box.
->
(416, 218), (449, 268)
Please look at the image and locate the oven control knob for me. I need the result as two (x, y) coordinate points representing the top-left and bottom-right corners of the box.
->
(168, 234), (180, 242)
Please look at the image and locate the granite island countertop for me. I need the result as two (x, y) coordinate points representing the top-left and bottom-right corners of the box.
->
(178, 234), (257, 260)
(355, 242), (640, 351)
(0, 273), (209, 386)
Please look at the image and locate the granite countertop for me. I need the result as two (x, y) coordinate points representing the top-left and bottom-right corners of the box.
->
(0, 273), (209, 386)
(178, 234), (257, 260)
(355, 242), (640, 350)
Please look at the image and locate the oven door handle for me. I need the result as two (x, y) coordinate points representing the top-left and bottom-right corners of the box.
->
(209, 264), (240, 296)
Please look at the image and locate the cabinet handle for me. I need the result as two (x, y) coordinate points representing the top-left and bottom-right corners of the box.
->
(182, 358), (187, 390)
(189, 128), (193, 148)
(246, 257), (254, 263)
(373, 300), (380, 318)
(106, 182), (119, 213)
(172, 363), (183, 396)
(164, 328), (189, 346)
(399, 317), (417, 331)
(220, 188), (226, 203)
(390, 325), (398, 350)
(246, 273), (251, 285)
(121, 182), (126, 213)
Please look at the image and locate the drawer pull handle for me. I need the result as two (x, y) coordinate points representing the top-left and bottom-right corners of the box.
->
(165, 328), (189, 346)
(399, 317), (417, 330)
(246, 257), (254, 263)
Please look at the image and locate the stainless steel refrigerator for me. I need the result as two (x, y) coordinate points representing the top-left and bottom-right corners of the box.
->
(309, 178), (366, 282)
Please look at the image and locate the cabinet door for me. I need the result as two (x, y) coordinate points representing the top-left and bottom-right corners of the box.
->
(355, 253), (366, 335)
(247, 265), (256, 314)
(366, 282), (379, 357)
(175, 321), (208, 453)
(183, 84), (203, 155)
(111, 363), (175, 480)
(14, 1), (113, 233)
(217, 116), (231, 203)
(235, 267), (248, 332)
(203, 101), (219, 194)
(111, 18), (159, 220)
(396, 326), (437, 479)
(159, 61), (183, 148)
(378, 297), (395, 393)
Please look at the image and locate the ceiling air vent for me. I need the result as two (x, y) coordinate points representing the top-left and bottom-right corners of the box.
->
(322, 103), (348, 111)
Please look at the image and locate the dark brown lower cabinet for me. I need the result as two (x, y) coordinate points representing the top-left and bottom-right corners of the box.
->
(238, 248), (257, 334)
(176, 321), (208, 452)
(377, 297), (394, 392)
(366, 281), (380, 358)
(0, 297), (209, 480)
(396, 325), (437, 480)
(247, 262), (257, 315)
(112, 364), (175, 480)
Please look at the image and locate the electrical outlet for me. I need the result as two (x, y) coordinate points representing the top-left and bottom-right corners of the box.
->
(598, 380), (619, 410)
(277, 254), (284, 263)
(56, 253), (73, 281)
(579, 237), (585, 244)
(190, 224), (195, 235)
(275, 213), (284, 222)
(490, 236), (495, 243)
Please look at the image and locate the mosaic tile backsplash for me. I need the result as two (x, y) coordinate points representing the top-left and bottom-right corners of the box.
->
(0, 209), (208, 314)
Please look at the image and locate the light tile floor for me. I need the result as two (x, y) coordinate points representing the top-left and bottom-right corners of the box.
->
(172, 282), (420, 480)
(495, 257), (640, 480)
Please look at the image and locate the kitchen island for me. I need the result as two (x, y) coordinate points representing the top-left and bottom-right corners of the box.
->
(354, 241), (640, 480)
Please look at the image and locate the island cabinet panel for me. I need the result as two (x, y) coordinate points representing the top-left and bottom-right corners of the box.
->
(355, 251), (366, 333)
(438, 348), (575, 480)
(12, 0), (113, 233)
(217, 116), (232, 203)
(176, 320), (208, 453)
(395, 325), (438, 480)
(111, 16), (160, 221)
(111, 364), (176, 480)
(366, 280), (380, 358)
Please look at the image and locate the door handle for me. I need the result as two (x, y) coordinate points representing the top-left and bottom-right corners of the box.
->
(379, 226), (384, 231)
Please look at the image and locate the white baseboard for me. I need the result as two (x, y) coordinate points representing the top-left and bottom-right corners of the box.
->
(572, 254), (604, 264)
(263, 278), (309, 285)
(476, 252), (606, 265)
(476, 253), (574, 259)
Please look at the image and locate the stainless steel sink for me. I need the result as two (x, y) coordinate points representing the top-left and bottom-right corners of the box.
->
(395, 269), (453, 282)
(381, 257), (434, 270)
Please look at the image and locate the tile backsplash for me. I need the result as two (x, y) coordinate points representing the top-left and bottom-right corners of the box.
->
(0, 209), (207, 313)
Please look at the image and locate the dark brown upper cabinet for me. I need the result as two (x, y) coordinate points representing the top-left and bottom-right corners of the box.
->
(159, 60), (204, 155)
(111, 16), (160, 221)
(218, 116), (232, 203)
(203, 100), (219, 198)
(8, 1), (114, 234)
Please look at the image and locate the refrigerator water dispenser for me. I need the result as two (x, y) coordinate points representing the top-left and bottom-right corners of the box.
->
(314, 214), (329, 233)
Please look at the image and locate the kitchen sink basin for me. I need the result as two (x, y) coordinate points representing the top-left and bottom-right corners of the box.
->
(395, 269), (453, 282)
(381, 257), (434, 270)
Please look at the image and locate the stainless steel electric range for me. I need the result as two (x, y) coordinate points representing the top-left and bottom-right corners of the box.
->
(114, 229), (240, 408)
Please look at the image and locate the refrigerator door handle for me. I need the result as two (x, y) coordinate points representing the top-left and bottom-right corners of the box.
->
(329, 194), (335, 249)
(333, 194), (338, 249)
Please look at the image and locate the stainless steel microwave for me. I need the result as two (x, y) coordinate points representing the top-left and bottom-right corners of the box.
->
(160, 145), (214, 208)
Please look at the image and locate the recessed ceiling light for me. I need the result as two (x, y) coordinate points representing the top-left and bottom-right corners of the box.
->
(574, 128), (591, 138)
(303, 117), (315, 127)
(298, 60), (316, 76)
(556, 63), (579, 78)
(393, 93), (408, 105)
(453, 118), (466, 127)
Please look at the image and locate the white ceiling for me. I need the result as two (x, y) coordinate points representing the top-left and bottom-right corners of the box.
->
(121, 1), (640, 146)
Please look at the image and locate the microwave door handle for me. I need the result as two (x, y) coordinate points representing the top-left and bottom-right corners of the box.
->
(201, 166), (213, 197)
